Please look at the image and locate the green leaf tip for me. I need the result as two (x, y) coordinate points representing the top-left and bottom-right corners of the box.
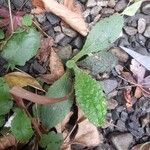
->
(75, 69), (107, 126)
(66, 60), (76, 69)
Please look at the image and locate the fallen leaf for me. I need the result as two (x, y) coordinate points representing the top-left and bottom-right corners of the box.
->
(131, 142), (150, 150)
(40, 48), (65, 84)
(39, 0), (88, 36)
(64, 0), (74, 11)
(10, 86), (72, 104)
(4, 72), (43, 91)
(0, 134), (17, 150)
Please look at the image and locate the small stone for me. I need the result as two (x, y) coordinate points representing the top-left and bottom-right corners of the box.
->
(47, 28), (55, 38)
(107, 99), (118, 110)
(108, 0), (116, 8)
(58, 45), (72, 60)
(11, 0), (24, 9)
(55, 33), (65, 43)
(86, 0), (97, 7)
(115, 0), (128, 12)
(120, 111), (128, 122)
(90, 6), (102, 16)
(36, 13), (46, 24)
(138, 18), (146, 34)
(144, 25), (150, 38)
(71, 36), (83, 49)
(124, 26), (138, 36)
(111, 133), (133, 150)
(100, 79), (118, 94)
(54, 26), (61, 32)
(111, 110), (120, 121)
(97, 0), (108, 7)
(59, 36), (73, 46)
(135, 34), (146, 46)
(62, 26), (77, 38)
(95, 144), (114, 150)
(101, 8), (114, 16)
(116, 120), (126, 131)
(110, 48), (129, 63)
(42, 21), (53, 31)
(46, 12), (60, 25)
(141, 2), (150, 15)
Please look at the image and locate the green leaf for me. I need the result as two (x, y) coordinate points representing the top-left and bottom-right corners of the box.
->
(35, 72), (73, 129)
(0, 77), (13, 115)
(1, 27), (40, 69)
(39, 131), (63, 150)
(11, 109), (33, 142)
(22, 15), (32, 26)
(72, 14), (124, 62)
(0, 29), (4, 40)
(122, 0), (142, 16)
(74, 69), (107, 126)
(78, 51), (118, 75)
(0, 116), (5, 127)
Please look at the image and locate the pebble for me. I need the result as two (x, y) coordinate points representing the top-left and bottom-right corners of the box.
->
(135, 34), (146, 46)
(141, 2), (150, 15)
(116, 120), (126, 131)
(124, 26), (138, 36)
(108, 0), (116, 8)
(144, 25), (150, 38)
(114, 0), (128, 12)
(54, 26), (61, 32)
(83, 9), (91, 18)
(90, 6), (102, 16)
(86, 0), (97, 7)
(100, 79), (118, 94)
(58, 45), (72, 60)
(138, 18), (146, 34)
(120, 111), (128, 122)
(110, 48), (129, 63)
(111, 133), (133, 150)
(145, 39), (150, 50)
(55, 33), (65, 43)
(11, 0), (24, 9)
(36, 13), (46, 24)
(97, 1), (108, 7)
(71, 36), (83, 49)
(58, 36), (73, 46)
(101, 8), (115, 16)
(47, 28), (55, 38)
(107, 99), (118, 110)
(46, 12), (60, 25)
(62, 26), (77, 38)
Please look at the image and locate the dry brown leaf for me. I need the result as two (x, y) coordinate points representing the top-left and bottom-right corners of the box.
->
(64, 0), (74, 11)
(42, 0), (88, 36)
(10, 86), (71, 104)
(4, 72), (44, 91)
(41, 48), (65, 84)
(0, 134), (17, 150)
(131, 142), (150, 150)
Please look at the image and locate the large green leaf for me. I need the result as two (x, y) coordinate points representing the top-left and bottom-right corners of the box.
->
(0, 77), (13, 115)
(35, 72), (73, 129)
(74, 68), (107, 126)
(11, 109), (33, 142)
(0, 29), (4, 40)
(72, 14), (124, 62)
(1, 27), (40, 69)
(0, 116), (5, 127)
(39, 131), (63, 150)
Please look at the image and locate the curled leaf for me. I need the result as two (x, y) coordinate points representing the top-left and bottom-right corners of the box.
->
(10, 86), (71, 104)
(4, 72), (44, 91)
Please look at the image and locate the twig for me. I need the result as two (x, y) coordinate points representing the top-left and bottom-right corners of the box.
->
(8, 0), (14, 33)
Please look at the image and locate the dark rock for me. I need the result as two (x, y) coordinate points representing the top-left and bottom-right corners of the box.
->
(11, 0), (24, 9)
(144, 24), (150, 38)
(100, 79), (118, 94)
(124, 26), (138, 36)
(115, 0), (128, 12)
(0, 56), (7, 76)
(30, 60), (46, 75)
(120, 111), (128, 122)
(145, 39), (150, 52)
(36, 13), (46, 24)
(111, 110), (120, 121)
(95, 143), (115, 150)
(135, 34), (146, 47)
(47, 28), (55, 38)
(86, 15), (92, 23)
(107, 99), (118, 110)
(141, 2), (150, 15)
(58, 36), (73, 46)
(116, 120), (126, 131)
(42, 21), (53, 31)
(117, 37), (130, 47)
(62, 26), (77, 38)
(71, 36), (84, 49)
(138, 18), (146, 34)
(55, 33), (65, 43)
(111, 133), (133, 150)
(46, 12), (60, 26)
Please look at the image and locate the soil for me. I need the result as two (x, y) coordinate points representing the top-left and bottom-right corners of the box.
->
(0, 0), (150, 150)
